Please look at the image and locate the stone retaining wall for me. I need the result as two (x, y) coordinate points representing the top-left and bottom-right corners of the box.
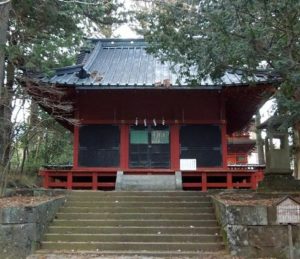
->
(0, 190), (66, 259)
(212, 196), (300, 258)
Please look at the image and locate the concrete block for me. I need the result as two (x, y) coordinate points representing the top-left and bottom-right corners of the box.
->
(115, 171), (123, 191)
(117, 175), (178, 191)
(175, 171), (182, 190)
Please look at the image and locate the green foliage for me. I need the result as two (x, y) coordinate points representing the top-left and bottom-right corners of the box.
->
(8, 0), (123, 73)
(137, 0), (300, 126)
(1, 0), (124, 179)
(11, 108), (73, 174)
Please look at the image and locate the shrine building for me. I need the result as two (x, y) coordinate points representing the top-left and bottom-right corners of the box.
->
(25, 38), (274, 191)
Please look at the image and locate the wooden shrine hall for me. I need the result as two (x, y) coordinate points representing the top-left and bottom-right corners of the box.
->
(25, 38), (274, 191)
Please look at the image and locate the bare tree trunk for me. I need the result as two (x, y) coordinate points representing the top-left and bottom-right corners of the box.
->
(0, 0), (11, 169)
(0, 59), (14, 196)
(1, 60), (14, 164)
(255, 112), (265, 164)
(20, 100), (39, 175)
(0, 1), (11, 196)
(294, 124), (300, 179)
(19, 145), (28, 175)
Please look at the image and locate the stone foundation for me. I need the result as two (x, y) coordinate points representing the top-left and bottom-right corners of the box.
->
(212, 195), (300, 258)
(0, 189), (66, 259)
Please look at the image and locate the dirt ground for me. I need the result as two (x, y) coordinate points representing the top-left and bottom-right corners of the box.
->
(0, 195), (63, 208)
(214, 191), (300, 206)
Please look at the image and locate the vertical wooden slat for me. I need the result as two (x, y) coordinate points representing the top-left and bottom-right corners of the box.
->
(227, 172), (233, 189)
(43, 171), (49, 188)
(67, 171), (72, 189)
(92, 172), (97, 190)
(251, 174), (257, 189)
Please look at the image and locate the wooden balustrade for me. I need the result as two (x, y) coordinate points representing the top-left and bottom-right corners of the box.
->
(40, 165), (265, 191)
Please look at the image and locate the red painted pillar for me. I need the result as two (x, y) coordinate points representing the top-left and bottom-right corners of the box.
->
(170, 124), (180, 171)
(73, 125), (79, 169)
(92, 172), (97, 190)
(251, 174), (257, 189)
(120, 124), (129, 170)
(227, 172), (233, 189)
(43, 171), (49, 188)
(221, 122), (228, 168)
(220, 92), (228, 169)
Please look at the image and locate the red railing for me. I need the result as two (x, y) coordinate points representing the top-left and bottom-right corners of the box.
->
(182, 166), (264, 191)
(39, 169), (117, 190)
(39, 165), (264, 191)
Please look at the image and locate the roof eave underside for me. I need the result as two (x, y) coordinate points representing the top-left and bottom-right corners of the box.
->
(48, 81), (273, 91)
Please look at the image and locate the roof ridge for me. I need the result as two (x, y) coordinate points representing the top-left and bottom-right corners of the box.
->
(83, 41), (102, 72)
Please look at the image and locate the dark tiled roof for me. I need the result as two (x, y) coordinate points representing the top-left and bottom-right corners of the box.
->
(43, 38), (271, 88)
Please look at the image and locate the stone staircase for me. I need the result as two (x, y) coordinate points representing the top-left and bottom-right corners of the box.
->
(36, 191), (226, 257)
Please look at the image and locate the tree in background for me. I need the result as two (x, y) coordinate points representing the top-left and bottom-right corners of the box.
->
(0, 0), (124, 194)
(136, 0), (300, 176)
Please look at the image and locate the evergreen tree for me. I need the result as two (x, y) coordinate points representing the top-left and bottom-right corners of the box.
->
(137, 0), (300, 124)
(136, 0), (300, 175)
(0, 0), (123, 194)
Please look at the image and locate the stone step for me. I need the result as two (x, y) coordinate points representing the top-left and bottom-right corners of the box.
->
(33, 250), (228, 258)
(55, 212), (214, 220)
(37, 191), (224, 255)
(66, 196), (210, 202)
(64, 201), (212, 208)
(48, 226), (221, 235)
(52, 219), (219, 227)
(41, 241), (225, 252)
(60, 206), (214, 213)
(44, 233), (222, 243)
(68, 191), (208, 197)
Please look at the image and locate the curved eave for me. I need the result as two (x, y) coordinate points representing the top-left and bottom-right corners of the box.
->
(49, 79), (274, 90)
(227, 139), (256, 153)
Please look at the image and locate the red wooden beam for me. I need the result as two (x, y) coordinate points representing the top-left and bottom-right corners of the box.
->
(72, 182), (93, 187)
(48, 182), (67, 188)
(182, 183), (202, 188)
(221, 123), (228, 168)
(227, 172), (233, 189)
(120, 124), (129, 169)
(43, 172), (49, 188)
(92, 172), (97, 190)
(170, 124), (180, 170)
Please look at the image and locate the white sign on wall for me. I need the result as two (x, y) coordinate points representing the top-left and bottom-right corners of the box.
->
(276, 196), (300, 224)
(180, 159), (197, 171)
